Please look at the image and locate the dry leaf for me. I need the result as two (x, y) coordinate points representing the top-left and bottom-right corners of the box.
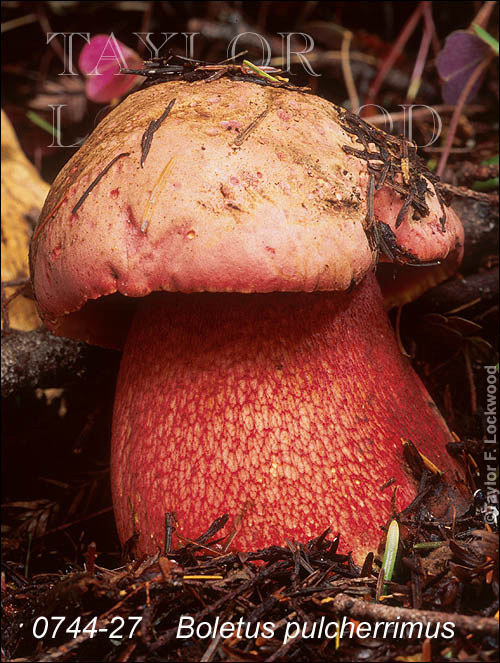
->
(1, 109), (47, 330)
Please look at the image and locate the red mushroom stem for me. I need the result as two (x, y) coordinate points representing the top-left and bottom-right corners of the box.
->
(111, 272), (462, 559)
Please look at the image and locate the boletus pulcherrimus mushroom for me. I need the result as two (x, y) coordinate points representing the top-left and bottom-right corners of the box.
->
(30, 78), (468, 561)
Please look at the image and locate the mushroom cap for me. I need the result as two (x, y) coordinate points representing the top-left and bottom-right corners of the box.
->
(374, 184), (464, 309)
(30, 79), (463, 347)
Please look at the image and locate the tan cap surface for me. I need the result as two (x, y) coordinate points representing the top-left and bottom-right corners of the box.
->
(30, 79), (462, 345)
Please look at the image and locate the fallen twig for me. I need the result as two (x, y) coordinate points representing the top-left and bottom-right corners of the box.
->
(327, 592), (499, 635)
(1, 327), (119, 398)
(409, 267), (498, 316)
(438, 181), (499, 205)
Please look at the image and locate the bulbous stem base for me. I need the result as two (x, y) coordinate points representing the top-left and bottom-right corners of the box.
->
(111, 273), (464, 560)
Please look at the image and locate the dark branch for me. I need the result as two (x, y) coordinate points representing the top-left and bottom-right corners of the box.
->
(1, 328), (119, 398)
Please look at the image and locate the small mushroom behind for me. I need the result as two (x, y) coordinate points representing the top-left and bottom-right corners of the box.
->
(30, 79), (468, 561)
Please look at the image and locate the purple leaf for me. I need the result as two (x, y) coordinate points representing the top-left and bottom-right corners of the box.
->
(437, 30), (490, 105)
(79, 34), (142, 103)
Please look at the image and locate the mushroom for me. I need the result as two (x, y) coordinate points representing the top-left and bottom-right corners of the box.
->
(30, 78), (467, 560)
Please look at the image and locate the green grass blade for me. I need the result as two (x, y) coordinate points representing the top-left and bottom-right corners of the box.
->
(26, 110), (61, 142)
(473, 24), (499, 55)
(381, 520), (399, 585)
